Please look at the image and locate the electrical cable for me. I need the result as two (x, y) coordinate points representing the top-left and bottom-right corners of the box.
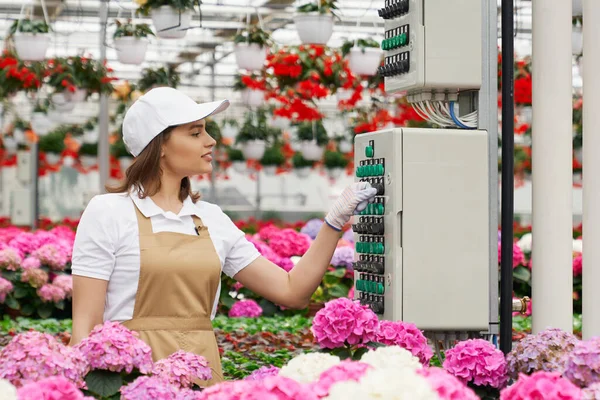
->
(449, 101), (476, 129)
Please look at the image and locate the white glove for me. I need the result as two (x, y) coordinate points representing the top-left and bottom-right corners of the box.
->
(325, 182), (378, 231)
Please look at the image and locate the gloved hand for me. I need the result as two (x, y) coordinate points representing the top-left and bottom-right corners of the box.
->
(325, 182), (378, 231)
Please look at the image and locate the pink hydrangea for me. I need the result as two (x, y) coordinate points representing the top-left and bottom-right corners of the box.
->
(74, 321), (153, 374)
(347, 286), (354, 300)
(245, 366), (280, 381)
(573, 254), (582, 277)
(269, 229), (312, 258)
(0, 277), (13, 302)
(583, 382), (600, 400)
(153, 350), (212, 388)
(443, 338), (508, 389)
(228, 299), (263, 318)
(500, 371), (583, 400)
(258, 224), (281, 242)
(0, 227), (25, 244)
(311, 360), (371, 398)
(376, 320), (433, 364)
(563, 336), (600, 387)
(52, 275), (73, 298)
(418, 367), (479, 400)
(7, 232), (37, 258)
(120, 376), (182, 400)
(498, 242), (525, 268)
(0, 331), (88, 387)
(37, 283), (66, 303)
(21, 256), (41, 270)
(17, 376), (90, 400)
(0, 247), (22, 271)
(246, 236), (282, 264)
(21, 268), (49, 288)
(49, 225), (76, 242)
(240, 375), (318, 400)
(196, 380), (255, 400)
(278, 257), (295, 272)
(176, 388), (203, 400)
(32, 244), (68, 271)
(311, 297), (379, 349)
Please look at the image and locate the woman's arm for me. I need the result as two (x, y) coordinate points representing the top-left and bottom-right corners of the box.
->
(233, 182), (377, 309)
(69, 276), (108, 346)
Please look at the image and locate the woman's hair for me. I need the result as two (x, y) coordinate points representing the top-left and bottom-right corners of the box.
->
(106, 127), (201, 203)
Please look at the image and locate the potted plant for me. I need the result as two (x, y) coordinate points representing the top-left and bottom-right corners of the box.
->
(233, 73), (268, 108)
(235, 113), (267, 160)
(38, 130), (65, 165)
(260, 145), (286, 176)
(221, 118), (238, 139)
(296, 120), (329, 161)
(341, 38), (382, 76)
(8, 19), (51, 61)
(113, 19), (154, 65)
(138, 65), (180, 92)
(227, 147), (246, 174)
(79, 142), (98, 168)
(30, 101), (54, 136)
(293, 0), (337, 45)
(292, 152), (314, 178)
(82, 118), (98, 144)
(323, 150), (348, 179)
(137, 0), (199, 39)
(233, 25), (271, 71)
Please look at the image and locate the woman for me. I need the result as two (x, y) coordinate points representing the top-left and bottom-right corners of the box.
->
(69, 87), (377, 386)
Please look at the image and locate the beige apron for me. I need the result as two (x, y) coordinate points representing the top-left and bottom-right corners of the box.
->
(122, 202), (224, 387)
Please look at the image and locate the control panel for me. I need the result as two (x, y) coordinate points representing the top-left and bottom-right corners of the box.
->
(378, 0), (482, 94)
(353, 128), (490, 332)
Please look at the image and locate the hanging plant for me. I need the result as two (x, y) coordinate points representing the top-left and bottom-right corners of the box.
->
(233, 73), (269, 108)
(323, 150), (349, 169)
(341, 38), (382, 77)
(38, 130), (65, 155)
(0, 51), (42, 100)
(7, 19), (51, 62)
(260, 145), (286, 167)
(227, 147), (245, 162)
(294, 0), (338, 45)
(234, 25), (272, 71)
(113, 19), (154, 65)
(295, 120), (329, 146)
(137, 0), (200, 39)
(138, 65), (180, 92)
(46, 56), (116, 101)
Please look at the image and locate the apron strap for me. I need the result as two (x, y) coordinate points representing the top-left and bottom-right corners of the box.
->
(132, 200), (154, 235)
(191, 215), (208, 235)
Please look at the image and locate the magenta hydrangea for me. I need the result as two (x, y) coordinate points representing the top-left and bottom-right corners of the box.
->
(17, 376), (91, 400)
(498, 242), (525, 268)
(269, 229), (312, 258)
(0, 276), (13, 302)
(52, 275), (73, 298)
(196, 380), (255, 400)
(311, 297), (379, 349)
(311, 360), (371, 398)
(21, 256), (41, 270)
(0, 247), (22, 271)
(500, 371), (583, 400)
(244, 366), (281, 381)
(506, 328), (578, 379)
(300, 219), (324, 240)
(375, 320), (433, 365)
(242, 375), (318, 400)
(443, 338), (508, 389)
(37, 283), (67, 303)
(120, 376), (182, 400)
(152, 350), (212, 388)
(563, 336), (600, 387)
(573, 254), (582, 277)
(278, 257), (295, 272)
(257, 224), (281, 242)
(418, 367), (479, 400)
(228, 299), (263, 318)
(330, 246), (355, 269)
(0, 331), (89, 387)
(32, 244), (68, 271)
(74, 321), (153, 374)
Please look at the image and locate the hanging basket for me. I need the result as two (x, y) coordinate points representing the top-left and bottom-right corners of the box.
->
(231, 161), (246, 174)
(348, 47), (383, 76)
(222, 125), (238, 139)
(45, 152), (61, 165)
(3, 136), (17, 155)
(234, 43), (268, 71)
(151, 6), (192, 39)
(338, 140), (353, 153)
(241, 89), (265, 108)
(115, 37), (149, 65)
(241, 140), (266, 160)
(71, 89), (88, 102)
(294, 166), (312, 179)
(293, 13), (333, 45)
(262, 165), (277, 176)
(80, 155), (97, 168)
(51, 92), (76, 112)
(300, 140), (324, 161)
(30, 113), (53, 136)
(573, 0), (582, 16)
(572, 27), (583, 56)
(14, 33), (51, 62)
(82, 128), (98, 144)
(326, 167), (345, 180)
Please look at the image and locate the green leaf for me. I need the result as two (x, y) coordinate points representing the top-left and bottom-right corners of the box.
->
(328, 268), (346, 278)
(513, 266), (531, 283)
(37, 303), (54, 319)
(20, 303), (35, 316)
(328, 284), (349, 298)
(4, 296), (20, 310)
(84, 370), (123, 398)
(13, 286), (29, 299)
(330, 347), (352, 360)
(55, 300), (65, 310)
(351, 347), (369, 360)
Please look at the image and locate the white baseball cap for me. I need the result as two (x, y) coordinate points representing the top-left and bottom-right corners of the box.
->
(122, 87), (230, 157)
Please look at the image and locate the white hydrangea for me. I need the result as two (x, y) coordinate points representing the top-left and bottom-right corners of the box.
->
(517, 233), (532, 253)
(279, 352), (341, 383)
(573, 238), (583, 253)
(0, 379), (17, 400)
(325, 367), (440, 400)
(360, 345), (423, 371)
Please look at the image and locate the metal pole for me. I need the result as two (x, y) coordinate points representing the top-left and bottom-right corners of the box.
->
(30, 142), (39, 230)
(98, 0), (110, 194)
(499, 0), (514, 354)
(582, 0), (600, 339)
(209, 53), (217, 203)
(531, 0), (573, 334)
(479, 0), (499, 338)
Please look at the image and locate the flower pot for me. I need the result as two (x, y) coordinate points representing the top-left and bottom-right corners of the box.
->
(63, 156), (75, 168)
(241, 140), (266, 160)
(70, 89), (88, 102)
(3, 136), (17, 155)
(348, 47), (383, 76)
(115, 37), (149, 65)
(573, 0), (582, 16)
(152, 6), (192, 39)
(336, 88), (354, 103)
(338, 140), (353, 153)
(270, 116), (291, 131)
(234, 43), (268, 71)
(232, 161), (246, 174)
(82, 128), (98, 144)
(307, 302), (325, 316)
(241, 89), (265, 108)
(30, 112), (53, 136)
(572, 27), (583, 56)
(575, 148), (583, 164)
(263, 165), (277, 176)
(300, 140), (324, 161)
(45, 152), (61, 165)
(14, 33), (50, 61)
(119, 156), (134, 171)
(326, 167), (344, 180)
(222, 125), (238, 139)
(294, 166), (311, 179)
(51, 92), (75, 112)
(293, 13), (333, 45)
(80, 155), (97, 168)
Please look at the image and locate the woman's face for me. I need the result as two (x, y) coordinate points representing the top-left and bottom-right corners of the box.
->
(160, 119), (216, 177)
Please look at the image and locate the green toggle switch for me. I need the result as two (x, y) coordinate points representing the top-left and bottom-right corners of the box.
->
(365, 146), (374, 158)
(373, 242), (384, 254)
(377, 283), (385, 295)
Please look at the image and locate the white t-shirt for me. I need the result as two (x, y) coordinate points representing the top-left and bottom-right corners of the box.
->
(70, 191), (261, 322)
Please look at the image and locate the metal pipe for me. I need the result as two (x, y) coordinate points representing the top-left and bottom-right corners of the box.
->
(582, 0), (600, 339)
(500, 0), (515, 355)
(98, 0), (110, 194)
(531, 0), (573, 334)
(511, 296), (531, 314)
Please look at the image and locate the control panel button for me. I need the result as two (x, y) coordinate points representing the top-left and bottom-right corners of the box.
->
(365, 146), (374, 158)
